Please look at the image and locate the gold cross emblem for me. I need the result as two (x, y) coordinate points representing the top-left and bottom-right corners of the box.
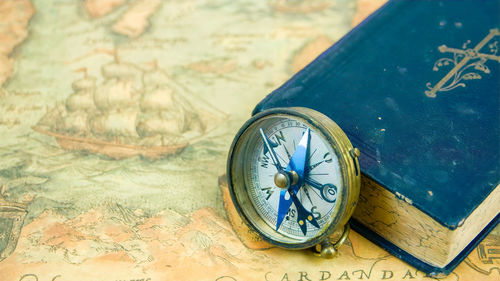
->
(425, 28), (500, 98)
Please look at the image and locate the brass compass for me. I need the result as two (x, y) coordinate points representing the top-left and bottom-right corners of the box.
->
(227, 107), (360, 257)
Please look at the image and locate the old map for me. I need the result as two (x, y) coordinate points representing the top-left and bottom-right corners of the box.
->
(0, 0), (498, 280)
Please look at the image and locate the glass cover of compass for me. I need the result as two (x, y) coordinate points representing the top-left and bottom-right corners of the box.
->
(227, 107), (360, 249)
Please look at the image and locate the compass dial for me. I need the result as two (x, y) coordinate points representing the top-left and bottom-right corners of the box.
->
(246, 119), (341, 239)
(228, 107), (360, 249)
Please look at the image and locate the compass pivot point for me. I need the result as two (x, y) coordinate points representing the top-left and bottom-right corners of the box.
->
(289, 170), (299, 185)
(274, 172), (290, 189)
(274, 170), (299, 189)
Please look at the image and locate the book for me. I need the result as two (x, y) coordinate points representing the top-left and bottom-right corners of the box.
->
(252, 0), (500, 276)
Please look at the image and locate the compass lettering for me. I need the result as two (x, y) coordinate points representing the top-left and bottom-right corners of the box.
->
(259, 155), (270, 169)
(261, 187), (274, 200)
(285, 208), (296, 221)
(323, 152), (332, 163)
(311, 206), (321, 220)
(274, 131), (286, 146)
(270, 130), (293, 160)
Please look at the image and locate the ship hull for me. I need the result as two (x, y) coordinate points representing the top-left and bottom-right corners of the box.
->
(33, 127), (188, 159)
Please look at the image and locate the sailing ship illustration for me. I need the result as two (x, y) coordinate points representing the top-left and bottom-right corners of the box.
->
(0, 185), (28, 262)
(33, 60), (226, 159)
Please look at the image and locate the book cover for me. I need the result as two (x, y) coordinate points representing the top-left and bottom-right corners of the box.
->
(252, 0), (500, 275)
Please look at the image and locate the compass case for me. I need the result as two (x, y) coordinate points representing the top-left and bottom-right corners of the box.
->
(252, 0), (500, 276)
(227, 107), (360, 250)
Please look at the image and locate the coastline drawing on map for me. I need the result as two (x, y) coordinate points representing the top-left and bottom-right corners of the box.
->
(33, 57), (226, 159)
(0, 186), (27, 262)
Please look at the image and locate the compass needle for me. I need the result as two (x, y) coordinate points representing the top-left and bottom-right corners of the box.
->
(275, 128), (311, 231)
(286, 128), (310, 179)
(276, 189), (292, 230)
(289, 190), (320, 235)
(259, 128), (282, 171)
(283, 143), (292, 160)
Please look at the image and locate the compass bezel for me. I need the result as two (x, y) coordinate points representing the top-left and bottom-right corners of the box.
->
(227, 107), (360, 249)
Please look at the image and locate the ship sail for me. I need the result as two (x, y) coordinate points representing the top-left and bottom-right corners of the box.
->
(101, 61), (143, 91)
(66, 76), (97, 112)
(140, 87), (178, 112)
(72, 75), (96, 91)
(137, 110), (184, 137)
(66, 91), (95, 112)
(138, 70), (205, 138)
(94, 78), (138, 110)
(60, 111), (90, 136)
(91, 110), (139, 138)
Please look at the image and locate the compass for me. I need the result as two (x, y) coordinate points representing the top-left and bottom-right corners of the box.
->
(227, 107), (360, 257)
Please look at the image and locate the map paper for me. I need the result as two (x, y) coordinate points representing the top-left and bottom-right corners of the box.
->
(0, 1), (498, 280)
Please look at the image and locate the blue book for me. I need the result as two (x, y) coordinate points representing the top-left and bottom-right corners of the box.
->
(252, 0), (500, 276)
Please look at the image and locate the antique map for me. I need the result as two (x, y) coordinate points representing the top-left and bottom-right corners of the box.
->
(0, 0), (498, 280)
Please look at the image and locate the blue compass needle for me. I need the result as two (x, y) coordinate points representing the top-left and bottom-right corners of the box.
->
(286, 128), (310, 186)
(276, 128), (311, 231)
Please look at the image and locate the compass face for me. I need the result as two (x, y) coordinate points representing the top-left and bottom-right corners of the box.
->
(246, 118), (342, 239)
(228, 107), (360, 248)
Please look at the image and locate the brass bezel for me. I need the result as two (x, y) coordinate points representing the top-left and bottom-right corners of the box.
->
(227, 107), (360, 249)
